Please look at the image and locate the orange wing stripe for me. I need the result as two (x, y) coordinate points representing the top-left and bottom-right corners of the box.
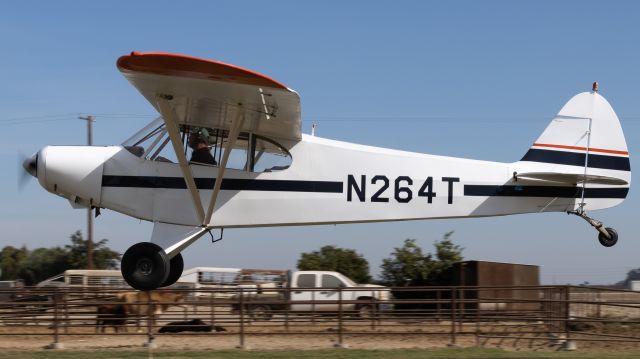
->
(533, 143), (628, 156)
(117, 51), (289, 90)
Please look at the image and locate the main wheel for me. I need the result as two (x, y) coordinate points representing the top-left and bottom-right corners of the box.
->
(249, 305), (273, 321)
(161, 253), (184, 287)
(598, 227), (618, 247)
(121, 242), (169, 291)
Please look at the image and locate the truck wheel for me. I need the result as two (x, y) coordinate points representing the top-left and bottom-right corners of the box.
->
(250, 305), (273, 321)
(357, 304), (375, 319)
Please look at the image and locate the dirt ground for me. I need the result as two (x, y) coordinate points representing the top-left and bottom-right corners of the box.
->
(1, 324), (639, 353)
(0, 332), (473, 351)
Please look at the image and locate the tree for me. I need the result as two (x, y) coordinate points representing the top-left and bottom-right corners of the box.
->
(18, 247), (70, 284)
(380, 232), (464, 286)
(297, 245), (371, 283)
(65, 231), (120, 270)
(380, 239), (433, 286)
(430, 231), (464, 285)
(614, 268), (640, 288)
(0, 246), (28, 281)
(0, 230), (121, 284)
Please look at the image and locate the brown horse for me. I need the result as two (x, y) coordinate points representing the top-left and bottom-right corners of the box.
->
(115, 291), (185, 331)
(96, 303), (128, 333)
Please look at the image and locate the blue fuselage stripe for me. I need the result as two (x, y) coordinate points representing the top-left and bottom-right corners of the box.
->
(464, 185), (628, 199)
(102, 175), (344, 193)
(521, 149), (630, 171)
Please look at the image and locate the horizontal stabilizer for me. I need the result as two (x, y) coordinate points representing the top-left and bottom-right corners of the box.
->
(516, 172), (628, 185)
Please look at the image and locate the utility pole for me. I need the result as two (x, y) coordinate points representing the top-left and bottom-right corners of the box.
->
(79, 115), (95, 269)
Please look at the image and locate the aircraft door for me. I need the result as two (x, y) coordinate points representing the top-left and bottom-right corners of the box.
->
(289, 273), (316, 311)
(315, 274), (346, 312)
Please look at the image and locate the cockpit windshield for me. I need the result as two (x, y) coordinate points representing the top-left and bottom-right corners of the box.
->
(122, 117), (292, 172)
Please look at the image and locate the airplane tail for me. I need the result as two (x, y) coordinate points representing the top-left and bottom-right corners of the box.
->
(515, 87), (631, 211)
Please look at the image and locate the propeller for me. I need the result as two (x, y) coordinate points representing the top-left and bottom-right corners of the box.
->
(18, 152), (38, 190)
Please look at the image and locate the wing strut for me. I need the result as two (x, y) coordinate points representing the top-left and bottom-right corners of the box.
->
(204, 107), (245, 225)
(156, 96), (206, 224)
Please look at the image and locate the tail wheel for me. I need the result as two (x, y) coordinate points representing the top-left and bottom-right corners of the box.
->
(121, 242), (169, 291)
(598, 227), (618, 247)
(161, 253), (184, 287)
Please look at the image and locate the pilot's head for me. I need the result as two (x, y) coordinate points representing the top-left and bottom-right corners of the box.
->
(188, 128), (209, 149)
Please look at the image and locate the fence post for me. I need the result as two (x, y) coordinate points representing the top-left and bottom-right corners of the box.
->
(144, 291), (156, 348)
(335, 287), (346, 348)
(311, 289), (316, 325)
(284, 286), (290, 332)
(436, 289), (441, 322)
(475, 287), (480, 347)
(237, 288), (247, 349)
(449, 287), (457, 347)
(459, 286), (464, 331)
(370, 296), (377, 330)
(46, 288), (63, 349)
(209, 293), (214, 327)
(563, 286), (576, 350)
(63, 289), (69, 334)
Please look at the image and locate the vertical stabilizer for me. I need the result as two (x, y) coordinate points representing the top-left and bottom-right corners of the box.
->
(515, 89), (630, 212)
(520, 90), (630, 175)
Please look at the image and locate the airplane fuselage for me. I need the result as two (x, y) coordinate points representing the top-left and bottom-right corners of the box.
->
(35, 134), (627, 229)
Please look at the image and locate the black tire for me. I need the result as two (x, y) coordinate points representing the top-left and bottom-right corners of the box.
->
(357, 303), (375, 319)
(161, 253), (184, 287)
(121, 242), (170, 291)
(250, 305), (273, 321)
(598, 227), (618, 247)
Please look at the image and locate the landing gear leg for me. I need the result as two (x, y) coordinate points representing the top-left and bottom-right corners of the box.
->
(568, 210), (618, 247)
(121, 242), (170, 290)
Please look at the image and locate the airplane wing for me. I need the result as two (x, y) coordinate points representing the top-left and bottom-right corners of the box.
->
(117, 52), (301, 142)
(516, 172), (629, 185)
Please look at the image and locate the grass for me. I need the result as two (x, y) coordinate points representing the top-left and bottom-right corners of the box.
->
(0, 348), (639, 359)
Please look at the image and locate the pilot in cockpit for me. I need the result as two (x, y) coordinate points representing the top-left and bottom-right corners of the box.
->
(188, 128), (217, 166)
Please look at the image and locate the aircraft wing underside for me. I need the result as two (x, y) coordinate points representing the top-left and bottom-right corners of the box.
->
(117, 52), (302, 143)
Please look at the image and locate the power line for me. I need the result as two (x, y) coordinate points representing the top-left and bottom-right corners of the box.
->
(0, 114), (156, 127)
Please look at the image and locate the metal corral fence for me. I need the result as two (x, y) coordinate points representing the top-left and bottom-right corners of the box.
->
(1, 285), (640, 350)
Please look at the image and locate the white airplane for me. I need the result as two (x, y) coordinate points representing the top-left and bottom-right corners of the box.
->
(22, 52), (631, 290)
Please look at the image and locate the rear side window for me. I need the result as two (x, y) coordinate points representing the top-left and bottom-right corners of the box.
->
(296, 274), (316, 288)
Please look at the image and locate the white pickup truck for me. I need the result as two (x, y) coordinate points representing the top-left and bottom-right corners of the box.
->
(232, 270), (392, 320)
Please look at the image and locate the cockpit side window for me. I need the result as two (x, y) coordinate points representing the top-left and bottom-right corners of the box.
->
(122, 117), (175, 161)
(251, 135), (292, 172)
(123, 118), (291, 172)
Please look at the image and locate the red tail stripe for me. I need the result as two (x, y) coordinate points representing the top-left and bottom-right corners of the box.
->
(532, 143), (628, 156)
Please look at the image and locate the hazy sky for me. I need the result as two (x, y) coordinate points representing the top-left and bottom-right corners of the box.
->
(1, 1), (638, 285)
